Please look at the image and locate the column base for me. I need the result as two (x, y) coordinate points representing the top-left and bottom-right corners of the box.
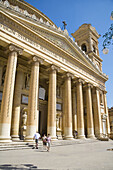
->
(77, 135), (86, 139)
(0, 136), (12, 143)
(24, 136), (34, 142)
(57, 135), (63, 140)
(87, 134), (96, 139)
(51, 136), (58, 141)
(11, 135), (20, 141)
(63, 135), (73, 140)
(110, 132), (113, 139)
(97, 134), (109, 141)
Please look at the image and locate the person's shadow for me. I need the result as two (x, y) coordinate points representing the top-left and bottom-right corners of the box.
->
(0, 164), (50, 169)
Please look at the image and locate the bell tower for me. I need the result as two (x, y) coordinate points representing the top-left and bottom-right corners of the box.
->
(71, 24), (103, 71)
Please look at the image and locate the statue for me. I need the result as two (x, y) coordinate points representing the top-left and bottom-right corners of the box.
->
(25, 73), (30, 89)
(22, 111), (27, 129)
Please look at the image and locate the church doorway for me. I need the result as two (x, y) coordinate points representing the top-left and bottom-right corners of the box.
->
(38, 100), (48, 136)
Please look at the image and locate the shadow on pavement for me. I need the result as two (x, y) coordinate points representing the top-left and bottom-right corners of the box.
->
(0, 164), (50, 169)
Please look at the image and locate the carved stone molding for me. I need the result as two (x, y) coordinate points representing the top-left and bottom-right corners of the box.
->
(101, 114), (107, 120)
(17, 64), (30, 73)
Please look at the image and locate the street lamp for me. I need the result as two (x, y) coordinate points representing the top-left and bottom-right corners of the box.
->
(102, 12), (113, 54)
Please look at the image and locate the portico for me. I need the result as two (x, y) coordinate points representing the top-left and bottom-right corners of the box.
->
(0, 0), (110, 142)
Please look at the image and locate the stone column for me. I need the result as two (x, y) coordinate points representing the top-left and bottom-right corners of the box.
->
(76, 79), (85, 139)
(25, 56), (43, 142)
(11, 65), (25, 141)
(86, 84), (95, 138)
(62, 84), (65, 137)
(92, 87), (102, 138)
(64, 73), (73, 140)
(47, 65), (58, 140)
(0, 44), (23, 142)
(0, 65), (2, 86)
(72, 87), (77, 135)
(103, 91), (110, 135)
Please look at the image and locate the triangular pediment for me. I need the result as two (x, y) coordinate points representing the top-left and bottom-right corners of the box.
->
(8, 13), (101, 73)
(0, 1), (107, 79)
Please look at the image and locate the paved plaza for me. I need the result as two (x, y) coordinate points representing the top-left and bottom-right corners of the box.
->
(0, 139), (113, 170)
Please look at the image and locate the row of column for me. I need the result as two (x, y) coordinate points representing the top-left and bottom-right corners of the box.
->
(0, 44), (110, 142)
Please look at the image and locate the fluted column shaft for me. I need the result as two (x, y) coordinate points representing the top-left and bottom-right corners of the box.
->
(103, 91), (110, 135)
(0, 44), (23, 142)
(25, 57), (40, 142)
(77, 79), (85, 139)
(72, 88), (77, 133)
(47, 65), (57, 139)
(64, 74), (73, 139)
(86, 84), (95, 138)
(62, 84), (65, 137)
(93, 88), (102, 138)
(0, 66), (2, 86)
(11, 68), (24, 141)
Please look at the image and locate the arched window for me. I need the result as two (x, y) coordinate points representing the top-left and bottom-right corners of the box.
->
(93, 46), (96, 53)
(81, 44), (87, 52)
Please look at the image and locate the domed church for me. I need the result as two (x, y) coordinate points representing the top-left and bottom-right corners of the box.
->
(0, 0), (110, 142)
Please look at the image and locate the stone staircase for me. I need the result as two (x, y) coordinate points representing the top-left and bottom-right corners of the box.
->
(0, 138), (101, 151)
(0, 141), (36, 151)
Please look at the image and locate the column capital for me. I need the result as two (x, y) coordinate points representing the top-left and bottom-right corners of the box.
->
(28, 55), (44, 65)
(51, 65), (60, 72)
(73, 78), (85, 85)
(47, 64), (60, 72)
(7, 44), (23, 55)
(84, 83), (93, 89)
(103, 90), (107, 94)
(62, 72), (74, 79)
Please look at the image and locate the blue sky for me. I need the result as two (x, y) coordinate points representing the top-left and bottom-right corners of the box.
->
(25, 0), (113, 108)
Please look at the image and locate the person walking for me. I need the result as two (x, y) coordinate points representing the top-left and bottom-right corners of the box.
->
(46, 134), (51, 152)
(33, 131), (40, 149)
(42, 134), (47, 150)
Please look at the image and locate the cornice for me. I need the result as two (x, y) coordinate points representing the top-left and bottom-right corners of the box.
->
(0, 8), (108, 82)
(0, 0), (55, 26)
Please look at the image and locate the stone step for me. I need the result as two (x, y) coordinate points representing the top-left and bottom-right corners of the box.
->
(0, 140), (43, 151)
(0, 138), (103, 151)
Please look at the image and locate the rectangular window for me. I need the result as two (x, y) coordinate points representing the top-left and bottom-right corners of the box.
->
(56, 103), (62, 111)
(21, 94), (28, 105)
(0, 91), (3, 102)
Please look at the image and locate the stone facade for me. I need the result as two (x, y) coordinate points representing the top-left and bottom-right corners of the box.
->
(108, 107), (113, 139)
(0, 0), (110, 142)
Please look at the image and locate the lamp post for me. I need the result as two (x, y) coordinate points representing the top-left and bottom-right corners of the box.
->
(102, 12), (113, 54)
